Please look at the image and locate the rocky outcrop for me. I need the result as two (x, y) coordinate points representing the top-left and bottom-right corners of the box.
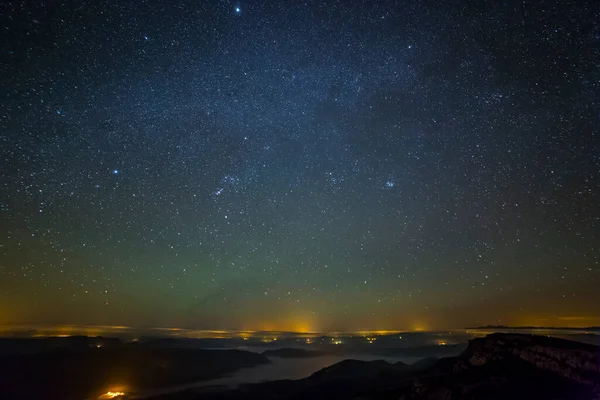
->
(455, 333), (600, 386)
(398, 333), (600, 400)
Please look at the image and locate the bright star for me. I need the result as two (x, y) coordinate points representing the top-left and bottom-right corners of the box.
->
(223, 175), (237, 184)
(112, 169), (119, 175)
(235, 6), (241, 13)
(385, 181), (395, 188)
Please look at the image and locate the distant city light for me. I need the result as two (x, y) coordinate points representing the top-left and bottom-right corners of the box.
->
(99, 391), (125, 399)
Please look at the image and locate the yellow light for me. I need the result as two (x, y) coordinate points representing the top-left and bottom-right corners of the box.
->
(99, 391), (125, 399)
(438, 341), (447, 346)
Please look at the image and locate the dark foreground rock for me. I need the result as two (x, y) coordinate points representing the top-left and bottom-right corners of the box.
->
(0, 345), (270, 400)
(455, 333), (600, 385)
(400, 333), (600, 400)
(159, 333), (600, 400)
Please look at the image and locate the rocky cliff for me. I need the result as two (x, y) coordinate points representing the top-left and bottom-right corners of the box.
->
(455, 333), (600, 385)
(400, 333), (600, 400)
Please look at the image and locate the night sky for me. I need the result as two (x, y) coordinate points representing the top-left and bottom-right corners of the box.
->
(1, 0), (599, 331)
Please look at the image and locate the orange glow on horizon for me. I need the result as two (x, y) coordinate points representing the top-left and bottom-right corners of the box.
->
(99, 391), (125, 399)
(250, 318), (318, 334)
(357, 330), (402, 336)
(1, 317), (599, 340)
(411, 322), (428, 332)
(291, 322), (315, 334)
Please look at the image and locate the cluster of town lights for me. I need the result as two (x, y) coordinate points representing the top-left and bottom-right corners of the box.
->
(99, 391), (125, 399)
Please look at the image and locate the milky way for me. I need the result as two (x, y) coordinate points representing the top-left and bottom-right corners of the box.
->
(1, 0), (599, 330)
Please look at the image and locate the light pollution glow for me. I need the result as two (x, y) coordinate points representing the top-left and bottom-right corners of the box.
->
(1, 318), (599, 341)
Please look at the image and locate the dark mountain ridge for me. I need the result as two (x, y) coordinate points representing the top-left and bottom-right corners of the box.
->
(173, 333), (600, 400)
(0, 346), (270, 400)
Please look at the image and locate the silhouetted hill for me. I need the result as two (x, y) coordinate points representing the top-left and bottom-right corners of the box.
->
(309, 359), (401, 380)
(403, 356), (439, 370)
(307, 357), (440, 381)
(5, 334), (599, 400)
(0, 336), (123, 354)
(164, 333), (600, 400)
(0, 344), (270, 400)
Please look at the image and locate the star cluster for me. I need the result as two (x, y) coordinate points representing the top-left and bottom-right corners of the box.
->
(1, 0), (598, 330)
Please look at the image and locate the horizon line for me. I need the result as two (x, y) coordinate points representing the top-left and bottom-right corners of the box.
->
(1, 323), (599, 335)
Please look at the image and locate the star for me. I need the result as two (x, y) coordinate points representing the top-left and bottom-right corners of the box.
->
(2, 0), (597, 337)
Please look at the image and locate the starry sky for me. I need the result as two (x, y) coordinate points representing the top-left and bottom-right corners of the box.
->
(1, 0), (599, 332)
